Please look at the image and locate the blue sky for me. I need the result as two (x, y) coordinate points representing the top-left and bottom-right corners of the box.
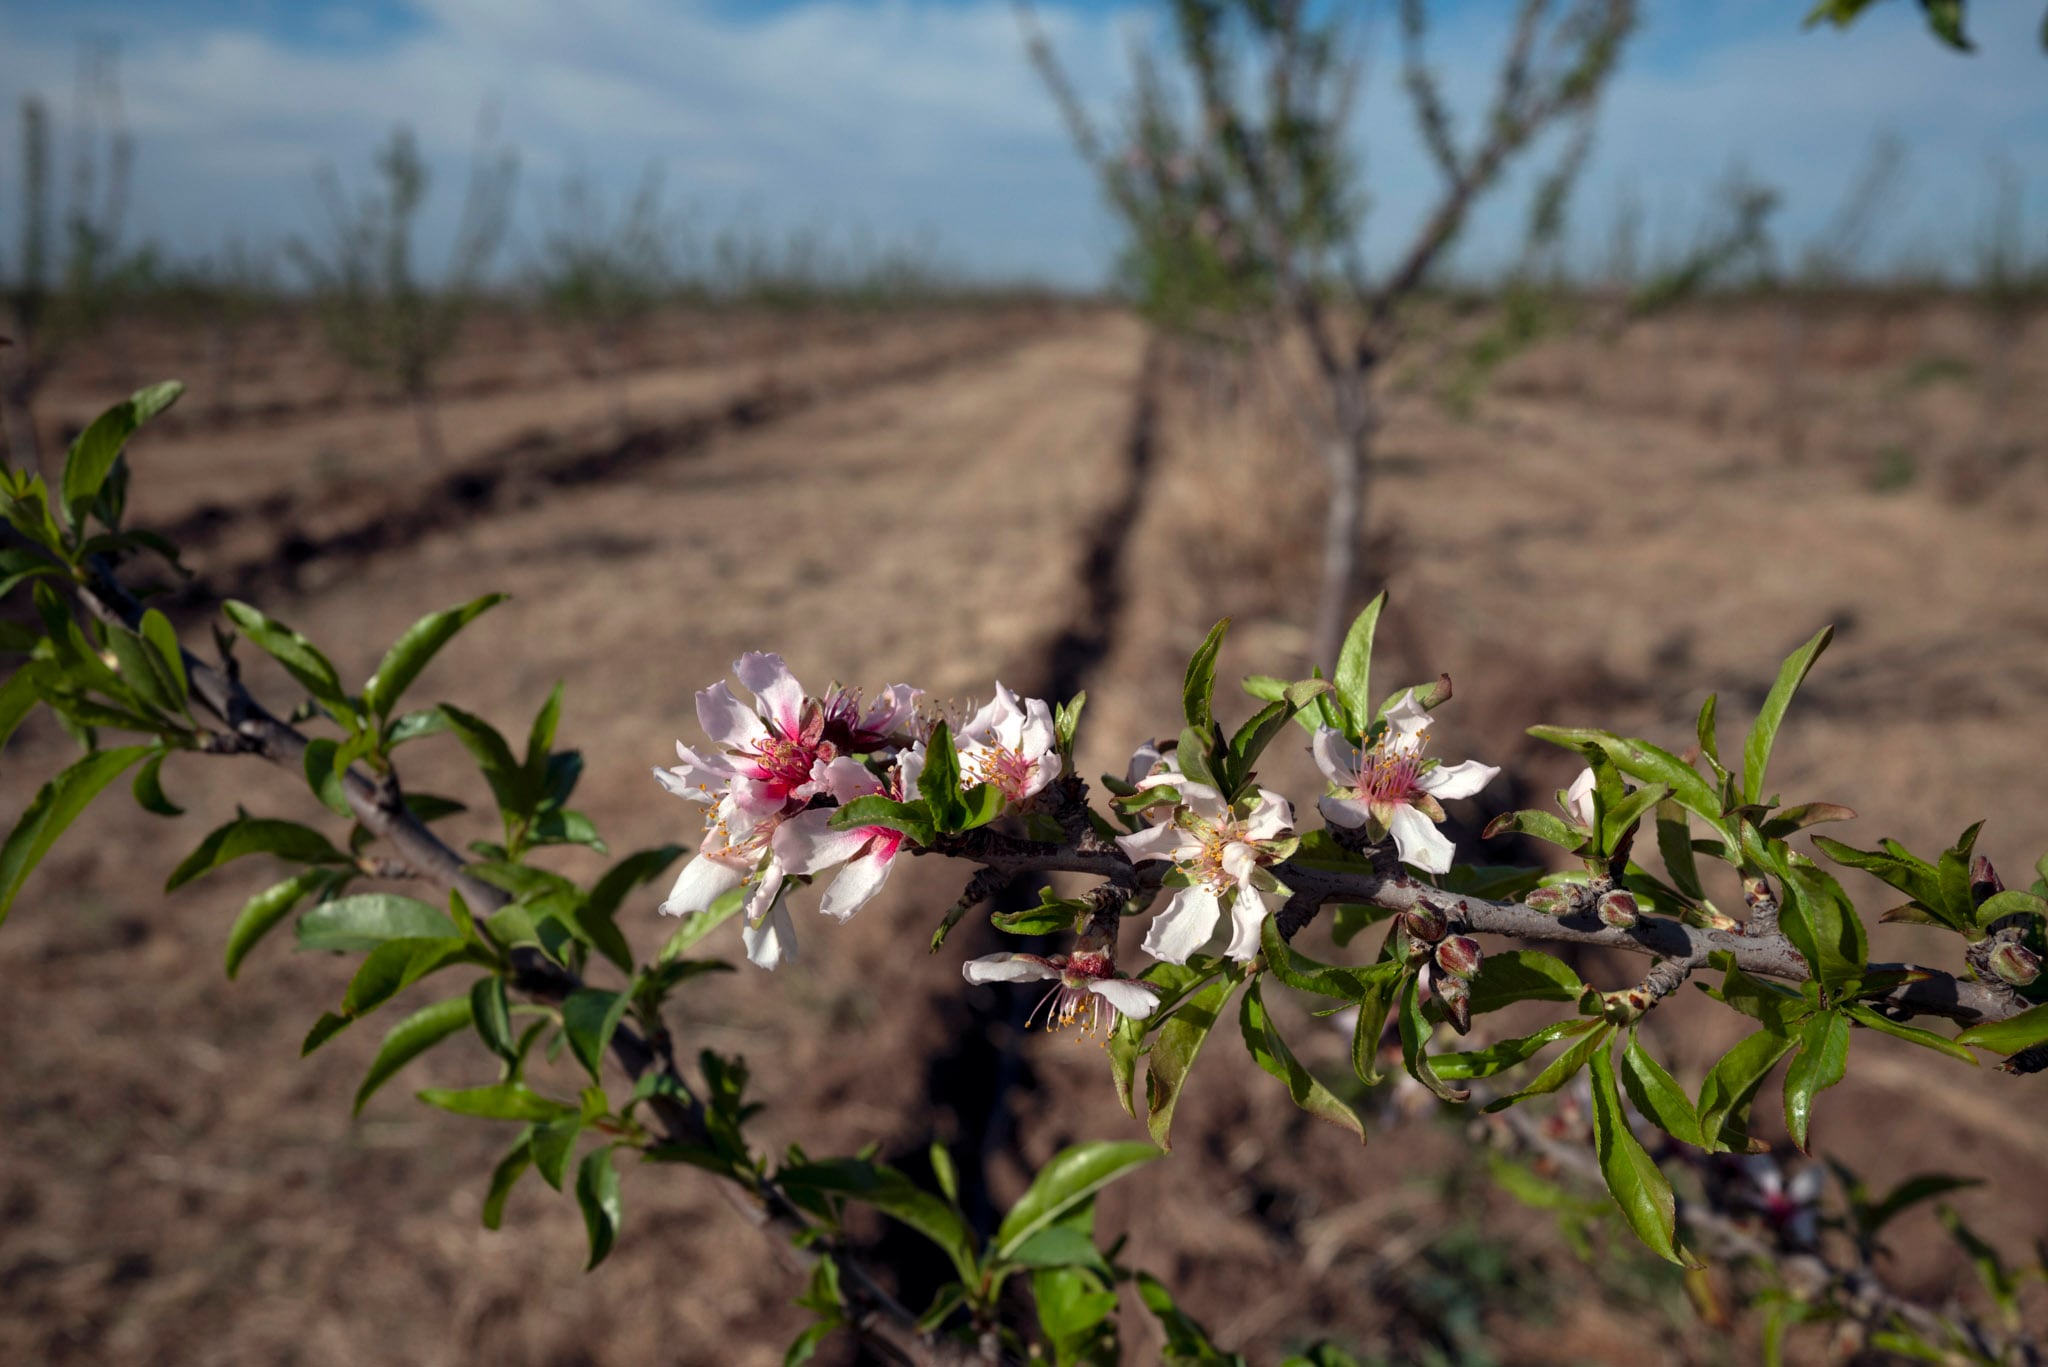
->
(0, 0), (2043, 288)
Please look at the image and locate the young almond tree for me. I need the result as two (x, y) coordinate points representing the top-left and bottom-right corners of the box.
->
(531, 166), (675, 427)
(289, 119), (518, 463)
(1021, 0), (1638, 671)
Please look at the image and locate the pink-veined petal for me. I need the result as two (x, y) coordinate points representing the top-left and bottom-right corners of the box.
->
(1018, 750), (1061, 799)
(1223, 889), (1270, 962)
(744, 862), (786, 924)
(1387, 803), (1456, 874)
(1141, 884), (1222, 964)
(1419, 759), (1499, 802)
(735, 652), (805, 737)
(771, 810), (873, 875)
(860, 683), (922, 735)
(959, 685), (1017, 745)
(1565, 767), (1598, 827)
(1089, 978), (1160, 1018)
(659, 854), (746, 916)
(1317, 794), (1373, 829)
(697, 681), (768, 749)
(1242, 788), (1294, 841)
(1311, 726), (1361, 787)
(1116, 821), (1198, 865)
(742, 897), (797, 970)
(819, 847), (895, 921)
(962, 953), (1059, 984)
(818, 755), (884, 803)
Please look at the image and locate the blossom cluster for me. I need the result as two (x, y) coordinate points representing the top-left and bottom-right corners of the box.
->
(653, 655), (1500, 1036)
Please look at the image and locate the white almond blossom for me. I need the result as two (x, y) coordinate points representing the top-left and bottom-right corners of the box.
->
(1115, 779), (1295, 964)
(955, 682), (1062, 803)
(1564, 766), (1599, 828)
(771, 749), (924, 921)
(1312, 690), (1498, 875)
(961, 951), (1159, 1036)
(655, 798), (797, 969)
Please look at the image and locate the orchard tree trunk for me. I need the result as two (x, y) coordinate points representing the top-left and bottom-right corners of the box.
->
(409, 386), (446, 465)
(1311, 390), (1374, 673)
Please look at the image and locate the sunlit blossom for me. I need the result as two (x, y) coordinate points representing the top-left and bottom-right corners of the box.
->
(961, 951), (1159, 1037)
(955, 682), (1062, 803)
(1311, 691), (1498, 875)
(1116, 779), (1294, 963)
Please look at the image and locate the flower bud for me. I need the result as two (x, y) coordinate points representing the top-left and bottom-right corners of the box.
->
(1400, 904), (1449, 944)
(1988, 940), (2042, 988)
(1526, 885), (1572, 917)
(1596, 889), (1639, 929)
(1741, 876), (1774, 911)
(1433, 972), (1473, 1034)
(1435, 935), (1483, 982)
(1970, 855), (2005, 907)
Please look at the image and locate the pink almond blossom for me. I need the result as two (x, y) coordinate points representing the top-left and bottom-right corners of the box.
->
(1312, 690), (1498, 875)
(955, 683), (1062, 804)
(772, 749), (925, 921)
(961, 951), (1159, 1037)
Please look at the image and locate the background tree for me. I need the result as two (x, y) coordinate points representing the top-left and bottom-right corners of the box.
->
(1021, 0), (1638, 672)
(530, 166), (673, 427)
(289, 118), (517, 463)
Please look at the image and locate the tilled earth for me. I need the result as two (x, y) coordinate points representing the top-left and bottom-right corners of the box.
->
(3, 298), (2047, 1365)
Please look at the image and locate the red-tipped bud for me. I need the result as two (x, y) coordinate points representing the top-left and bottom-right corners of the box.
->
(1526, 885), (1572, 917)
(1433, 972), (1474, 1034)
(1741, 876), (1774, 910)
(1401, 904), (1449, 944)
(1971, 855), (2005, 907)
(1989, 940), (2042, 988)
(1435, 935), (1484, 982)
(1597, 890), (1640, 929)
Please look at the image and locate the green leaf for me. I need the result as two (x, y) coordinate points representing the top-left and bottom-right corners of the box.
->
(60, 381), (183, 534)
(918, 721), (967, 832)
(418, 1082), (575, 1122)
(298, 737), (354, 819)
(1332, 592), (1386, 731)
(0, 661), (48, 758)
(1463, 950), (1584, 1016)
(1432, 1019), (1599, 1081)
(1239, 979), (1367, 1143)
(1589, 1038), (1685, 1263)
(994, 1140), (1161, 1258)
(334, 936), (470, 1022)
(1482, 807), (1587, 852)
(363, 594), (506, 720)
(928, 1141), (959, 1206)
(1619, 1029), (1704, 1147)
(1482, 1020), (1611, 1112)
(138, 610), (187, 702)
(0, 744), (153, 925)
(1697, 1028), (1799, 1151)
(296, 893), (459, 953)
(1955, 1002), (2048, 1055)
(1527, 726), (1730, 844)
(470, 975), (517, 1062)
(1400, 974), (1471, 1103)
(167, 817), (350, 891)
(1258, 913), (1388, 999)
(1144, 974), (1238, 1149)
(222, 600), (351, 713)
(130, 750), (182, 816)
(225, 868), (334, 979)
(581, 844), (684, 974)
(1706, 959), (1815, 1035)
(1840, 1003), (1977, 1064)
(481, 1133), (533, 1230)
(1655, 800), (1705, 901)
(779, 1159), (979, 1285)
(564, 988), (631, 1081)
(352, 995), (474, 1114)
(532, 1115), (586, 1191)
(102, 623), (182, 720)
(658, 883), (747, 962)
(1783, 1010), (1850, 1152)
(1744, 626), (1832, 805)
(1601, 782), (1669, 854)
(576, 1146), (624, 1270)
(1004, 1225), (1109, 1276)
(436, 704), (530, 818)
(829, 794), (936, 846)
(1182, 617), (1231, 733)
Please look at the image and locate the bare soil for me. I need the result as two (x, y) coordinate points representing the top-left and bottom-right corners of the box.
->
(3, 297), (2046, 1366)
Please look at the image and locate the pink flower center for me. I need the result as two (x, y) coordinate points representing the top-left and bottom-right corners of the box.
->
(747, 734), (834, 798)
(1024, 952), (1127, 1040)
(966, 744), (1038, 801)
(1350, 733), (1427, 807)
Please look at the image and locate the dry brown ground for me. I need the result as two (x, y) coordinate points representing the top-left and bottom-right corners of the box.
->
(3, 297), (2046, 1366)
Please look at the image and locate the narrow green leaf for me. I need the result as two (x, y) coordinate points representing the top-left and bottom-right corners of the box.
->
(1697, 1028), (1799, 1151)
(436, 704), (529, 818)
(1144, 975), (1238, 1150)
(138, 610), (187, 704)
(1434, 1019), (1599, 1082)
(1783, 1010), (1851, 1152)
(225, 868), (332, 978)
(167, 816), (349, 891)
(1482, 1020), (1611, 1112)
(481, 1133), (533, 1230)
(1655, 800), (1704, 901)
(829, 794), (935, 846)
(470, 976), (517, 1062)
(1332, 593), (1385, 730)
(918, 721), (966, 832)
(1590, 1038), (1686, 1263)
(994, 1140), (1161, 1257)
(1620, 1029), (1704, 1147)
(0, 744), (153, 925)
(353, 995), (474, 1114)
(1239, 978), (1366, 1142)
(0, 661), (48, 758)
(222, 600), (350, 712)
(576, 1146), (623, 1270)
(296, 893), (459, 953)
(1743, 626), (1832, 805)
(336, 936), (470, 1020)
(1954, 1002), (2048, 1056)
(779, 1159), (978, 1285)
(1182, 617), (1231, 733)
(60, 381), (183, 534)
(363, 594), (507, 720)
(1400, 974), (1470, 1103)
(1463, 951), (1584, 1017)
(418, 1082), (575, 1122)
(131, 750), (183, 816)
(564, 988), (631, 1081)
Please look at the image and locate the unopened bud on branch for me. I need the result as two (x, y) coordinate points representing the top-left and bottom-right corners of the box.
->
(1435, 935), (1483, 981)
(1526, 885), (1572, 917)
(1596, 889), (1639, 929)
(1988, 940), (2042, 988)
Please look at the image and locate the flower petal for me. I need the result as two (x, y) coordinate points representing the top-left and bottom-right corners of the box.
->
(819, 847), (895, 921)
(735, 652), (805, 737)
(1311, 726), (1360, 787)
(742, 897), (797, 970)
(1089, 978), (1160, 1018)
(962, 952), (1059, 984)
(1017, 696), (1057, 758)
(1141, 885), (1222, 964)
(1317, 794), (1373, 829)
(1116, 821), (1197, 865)
(1124, 740), (1165, 786)
(660, 854), (746, 916)
(818, 755), (884, 804)
(1242, 788), (1294, 841)
(1419, 759), (1499, 802)
(696, 681), (768, 749)
(1387, 803), (1456, 874)
(860, 683), (922, 736)
(1565, 767), (1598, 827)
(771, 810), (873, 875)
(1223, 890), (1270, 962)
(1382, 689), (1430, 740)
